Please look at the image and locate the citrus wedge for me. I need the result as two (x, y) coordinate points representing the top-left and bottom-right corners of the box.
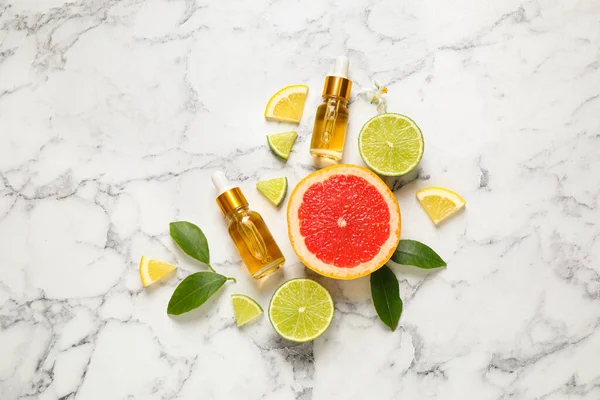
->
(416, 187), (466, 225)
(231, 294), (263, 327)
(257, 177), (288, 206)
(358, 113), (424, 176)
(267, 131), (297, 160)
(139, 256), (176, 287)
(268, 278), (334, 342)
(264, 84), (308, 123)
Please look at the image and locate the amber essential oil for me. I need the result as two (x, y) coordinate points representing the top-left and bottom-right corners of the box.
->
(310, 96), (349, 163)
(310, 56), (353, 166)
(226, 206), (285, 278)
(212, 172), (285, 279)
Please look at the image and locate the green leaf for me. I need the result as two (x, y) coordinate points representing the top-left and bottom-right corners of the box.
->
(370, 266), (402, 331)
(170, 221), (210, 265)
(167, 272), (228, 315)
(391, 239), (447, 269)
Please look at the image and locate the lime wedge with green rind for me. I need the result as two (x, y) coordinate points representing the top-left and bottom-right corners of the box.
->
(231, 294), (263, 327)
(358, 113), (424, 176)
(268, 278), (334, 342)
(257, 177), (288, 207)
(267, 131), (297, 160)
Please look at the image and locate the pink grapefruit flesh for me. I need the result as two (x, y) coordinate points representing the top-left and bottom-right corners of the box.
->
(287, 164), (401, 280)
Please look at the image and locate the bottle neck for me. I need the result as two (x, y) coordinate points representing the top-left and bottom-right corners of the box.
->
(225, 205), (249, 220)
(322, 94), (348, 105)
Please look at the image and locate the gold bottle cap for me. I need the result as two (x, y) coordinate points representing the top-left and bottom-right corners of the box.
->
(322, 57), (352, 100)
(212, 172), (248, 216)
(323, 75), (352, 101)
(216, 187), (248, 216)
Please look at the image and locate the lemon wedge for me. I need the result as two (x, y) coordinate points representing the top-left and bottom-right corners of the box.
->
(139, 256), (176, 287)
(264, 84), (308, 124)
(416, 187), (466, 225)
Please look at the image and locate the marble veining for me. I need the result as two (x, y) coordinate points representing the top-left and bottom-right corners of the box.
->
(1, 0), (599, 399)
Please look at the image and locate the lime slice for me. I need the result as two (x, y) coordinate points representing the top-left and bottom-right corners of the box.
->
(267, 131), (297, 160)
(231, 294), (263, 327)
(256, 177), (288, 207)
(358, 113), (424, 176)
(268, 278), (334, 342)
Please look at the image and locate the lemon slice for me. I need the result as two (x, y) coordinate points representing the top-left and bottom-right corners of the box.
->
(257, 177), (288, 206)
(139, 256), (177, 287)
(231, 294), (263, 327)
(264, 84), (308, 124)
(416, 187), (466, 225)
(266, 131), (297, 160)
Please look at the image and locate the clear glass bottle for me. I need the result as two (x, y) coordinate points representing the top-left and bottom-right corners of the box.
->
(212, 172), (285, 279)
(310, 56), (353, 165)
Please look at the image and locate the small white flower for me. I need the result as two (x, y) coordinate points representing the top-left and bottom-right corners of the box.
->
(357, 80), (388, 113)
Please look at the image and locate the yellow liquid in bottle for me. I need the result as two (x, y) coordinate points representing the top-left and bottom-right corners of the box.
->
(227, 207), (285, 279)
(310, 96), (349, 164)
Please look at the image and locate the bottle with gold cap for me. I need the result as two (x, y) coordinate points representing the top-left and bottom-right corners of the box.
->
(212, 172), (285, 279)
(310, 56), (352, 165)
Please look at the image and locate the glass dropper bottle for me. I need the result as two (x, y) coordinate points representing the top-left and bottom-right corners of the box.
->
(212, 172), (285, 279)
(309, 56), (353, 166)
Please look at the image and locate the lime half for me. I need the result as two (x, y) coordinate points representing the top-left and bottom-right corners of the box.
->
(358, 113), (424, 176)
(231, 294), (263, 327)
(268, 278), (334, 342)
(257, 177), (288, 207)
(267, 131), (297, 160)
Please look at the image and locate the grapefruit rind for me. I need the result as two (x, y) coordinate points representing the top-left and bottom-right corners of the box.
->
(287, 164), (401, 280)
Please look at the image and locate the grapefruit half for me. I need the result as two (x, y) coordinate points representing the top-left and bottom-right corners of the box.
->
(287, 164), (401, 280)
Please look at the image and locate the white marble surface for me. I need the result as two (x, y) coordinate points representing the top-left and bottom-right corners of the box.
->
(1, 0), (600, 399)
